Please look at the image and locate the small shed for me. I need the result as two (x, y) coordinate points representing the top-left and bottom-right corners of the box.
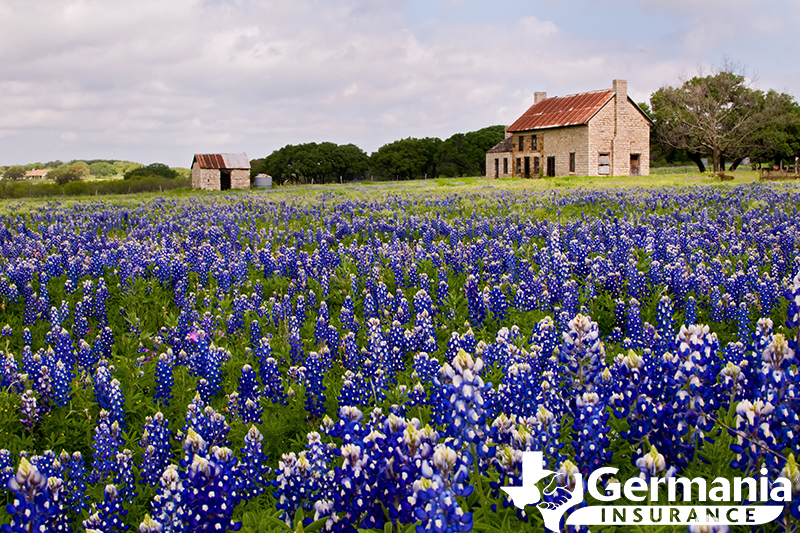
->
(191, 153), (251, 190)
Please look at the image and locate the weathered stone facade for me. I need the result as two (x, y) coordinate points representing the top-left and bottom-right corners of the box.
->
(191, 153), (251, 191)
(486, 79), (651, 178)
(485, 136), (514, 178)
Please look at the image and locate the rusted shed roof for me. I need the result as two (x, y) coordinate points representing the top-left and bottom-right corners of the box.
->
(487, 137), (513, 154)
(192, 153), (250, 170)
(506, 90), (614, 132)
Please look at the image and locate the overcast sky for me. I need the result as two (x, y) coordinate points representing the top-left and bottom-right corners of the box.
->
(1, 0), (798, 167)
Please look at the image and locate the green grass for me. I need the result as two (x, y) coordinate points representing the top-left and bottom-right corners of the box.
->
(1, 171), (797, 215)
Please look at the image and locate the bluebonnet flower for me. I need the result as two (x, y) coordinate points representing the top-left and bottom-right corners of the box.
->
(341, 332), (361, 370)
(19, 389), (40, 432)
(115, 449), (138, 504)
(778, 454), (800, 520)
(51, 357), (73, 408)
(687, 526), (728, 533)
(257, 356), (286, 405)
(182, 446), (242, 533)
(237, 364), (262, 423)
(93, 359), (113, 410)
(154, 351), (174, 405)
(108, 378), (127, 430)
(571, 393), (612, 475)
(413, 352), (441, 385)
(624, 298), (645, 349)
(432, 349), (491, 451)
(274, 450), (322, 526)
(138, 514), (163, 533)
(150, 465), (184, 533)
(0, 449), (14, 487)
(183, 394), (230, 449)
(785, 269), (800, 351)
(635, 445), (676, 482)
(338, 370), (370, 407)
(684, 295), (698, 326)
(83, 484), (129, 532)
(61, 451), (90, 513)
(2, 457), (69, 533)
(411, 444), (473, 533)
(29, 450), (62, 481)
(235, 425), (271, 499)
(464, 274), (487, 327)
(91, 410), (123, 484)
(22, 328), (32, 346)
(304, 351), (327, 419)
(558, 314), (606, 398)
(139, 412), (174, 487)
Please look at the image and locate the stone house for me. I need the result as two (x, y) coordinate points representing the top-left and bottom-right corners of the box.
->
(191, 153), (251, 190)
(485, 79), (652, 178)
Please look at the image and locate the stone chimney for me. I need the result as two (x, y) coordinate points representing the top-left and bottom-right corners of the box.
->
(534, 91), (547, 104)
(612, 79), (629, 176)
(612, 79), (627, 131)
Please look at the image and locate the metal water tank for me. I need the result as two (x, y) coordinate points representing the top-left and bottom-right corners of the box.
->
(254, 174), (272, 189)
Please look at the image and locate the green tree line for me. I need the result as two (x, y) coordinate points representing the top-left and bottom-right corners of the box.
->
(250, 126), (506, 184)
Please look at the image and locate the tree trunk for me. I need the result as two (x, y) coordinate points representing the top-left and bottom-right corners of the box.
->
(729, 158), (744, 171)
(689, 152), (706, 172)
(712, 148), (720, 173)
(719, 156), (725, 172)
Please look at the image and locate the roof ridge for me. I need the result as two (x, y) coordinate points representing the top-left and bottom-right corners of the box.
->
(551, 88), (613, 99)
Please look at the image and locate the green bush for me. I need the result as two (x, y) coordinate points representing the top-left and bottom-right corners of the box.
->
(124, 163), (178, 180)
(0, 176), (190, 198)
(63, 181), (91, 196)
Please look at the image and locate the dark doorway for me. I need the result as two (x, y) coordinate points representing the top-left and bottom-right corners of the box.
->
(495, 158), (499, 178)
(220, 169), (232, 190)
(533, 157), (540, 176)
(524, 156), (530, 178)
(630, 154), (640, 176)
(546, 156), (555, 177)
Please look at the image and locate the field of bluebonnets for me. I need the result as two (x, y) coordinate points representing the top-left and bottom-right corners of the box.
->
(1, 178), (799, 533)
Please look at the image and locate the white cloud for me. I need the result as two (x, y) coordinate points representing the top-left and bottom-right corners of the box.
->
(0, 0), (796, 166)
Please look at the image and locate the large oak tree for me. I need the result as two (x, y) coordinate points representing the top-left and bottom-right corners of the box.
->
(651, 66), (799, 172)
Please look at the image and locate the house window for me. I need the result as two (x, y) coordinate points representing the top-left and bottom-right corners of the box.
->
(533, 157), (540, 175)
(503, 158), (508, 174)
(516, 158), (521, 174)
(598, 153), (610, 175)
(519, 136), (524, 151)
(569, 152), (576, 173)
(531, 135), (537, 151)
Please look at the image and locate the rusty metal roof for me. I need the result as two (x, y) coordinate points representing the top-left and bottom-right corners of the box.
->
(506, 90), (614, 132)
(487, 137), (513, 154)
(192, 153), (250, 170)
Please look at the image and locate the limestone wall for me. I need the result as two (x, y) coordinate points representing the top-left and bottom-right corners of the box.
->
(191, 164), (251, 190)
(509, 126), (589, 177)
(587, 95), (650, 176)
(587, 101), (616, 176)
(192, 163), (221, 190)
(485, 153), (513, 178)
(231, 169), (250, 189)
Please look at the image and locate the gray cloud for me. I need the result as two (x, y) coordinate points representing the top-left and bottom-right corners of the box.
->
(0, 0), (796, 166)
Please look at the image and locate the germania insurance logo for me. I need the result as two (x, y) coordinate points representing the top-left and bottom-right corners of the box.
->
(501, 452), (792, 531)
